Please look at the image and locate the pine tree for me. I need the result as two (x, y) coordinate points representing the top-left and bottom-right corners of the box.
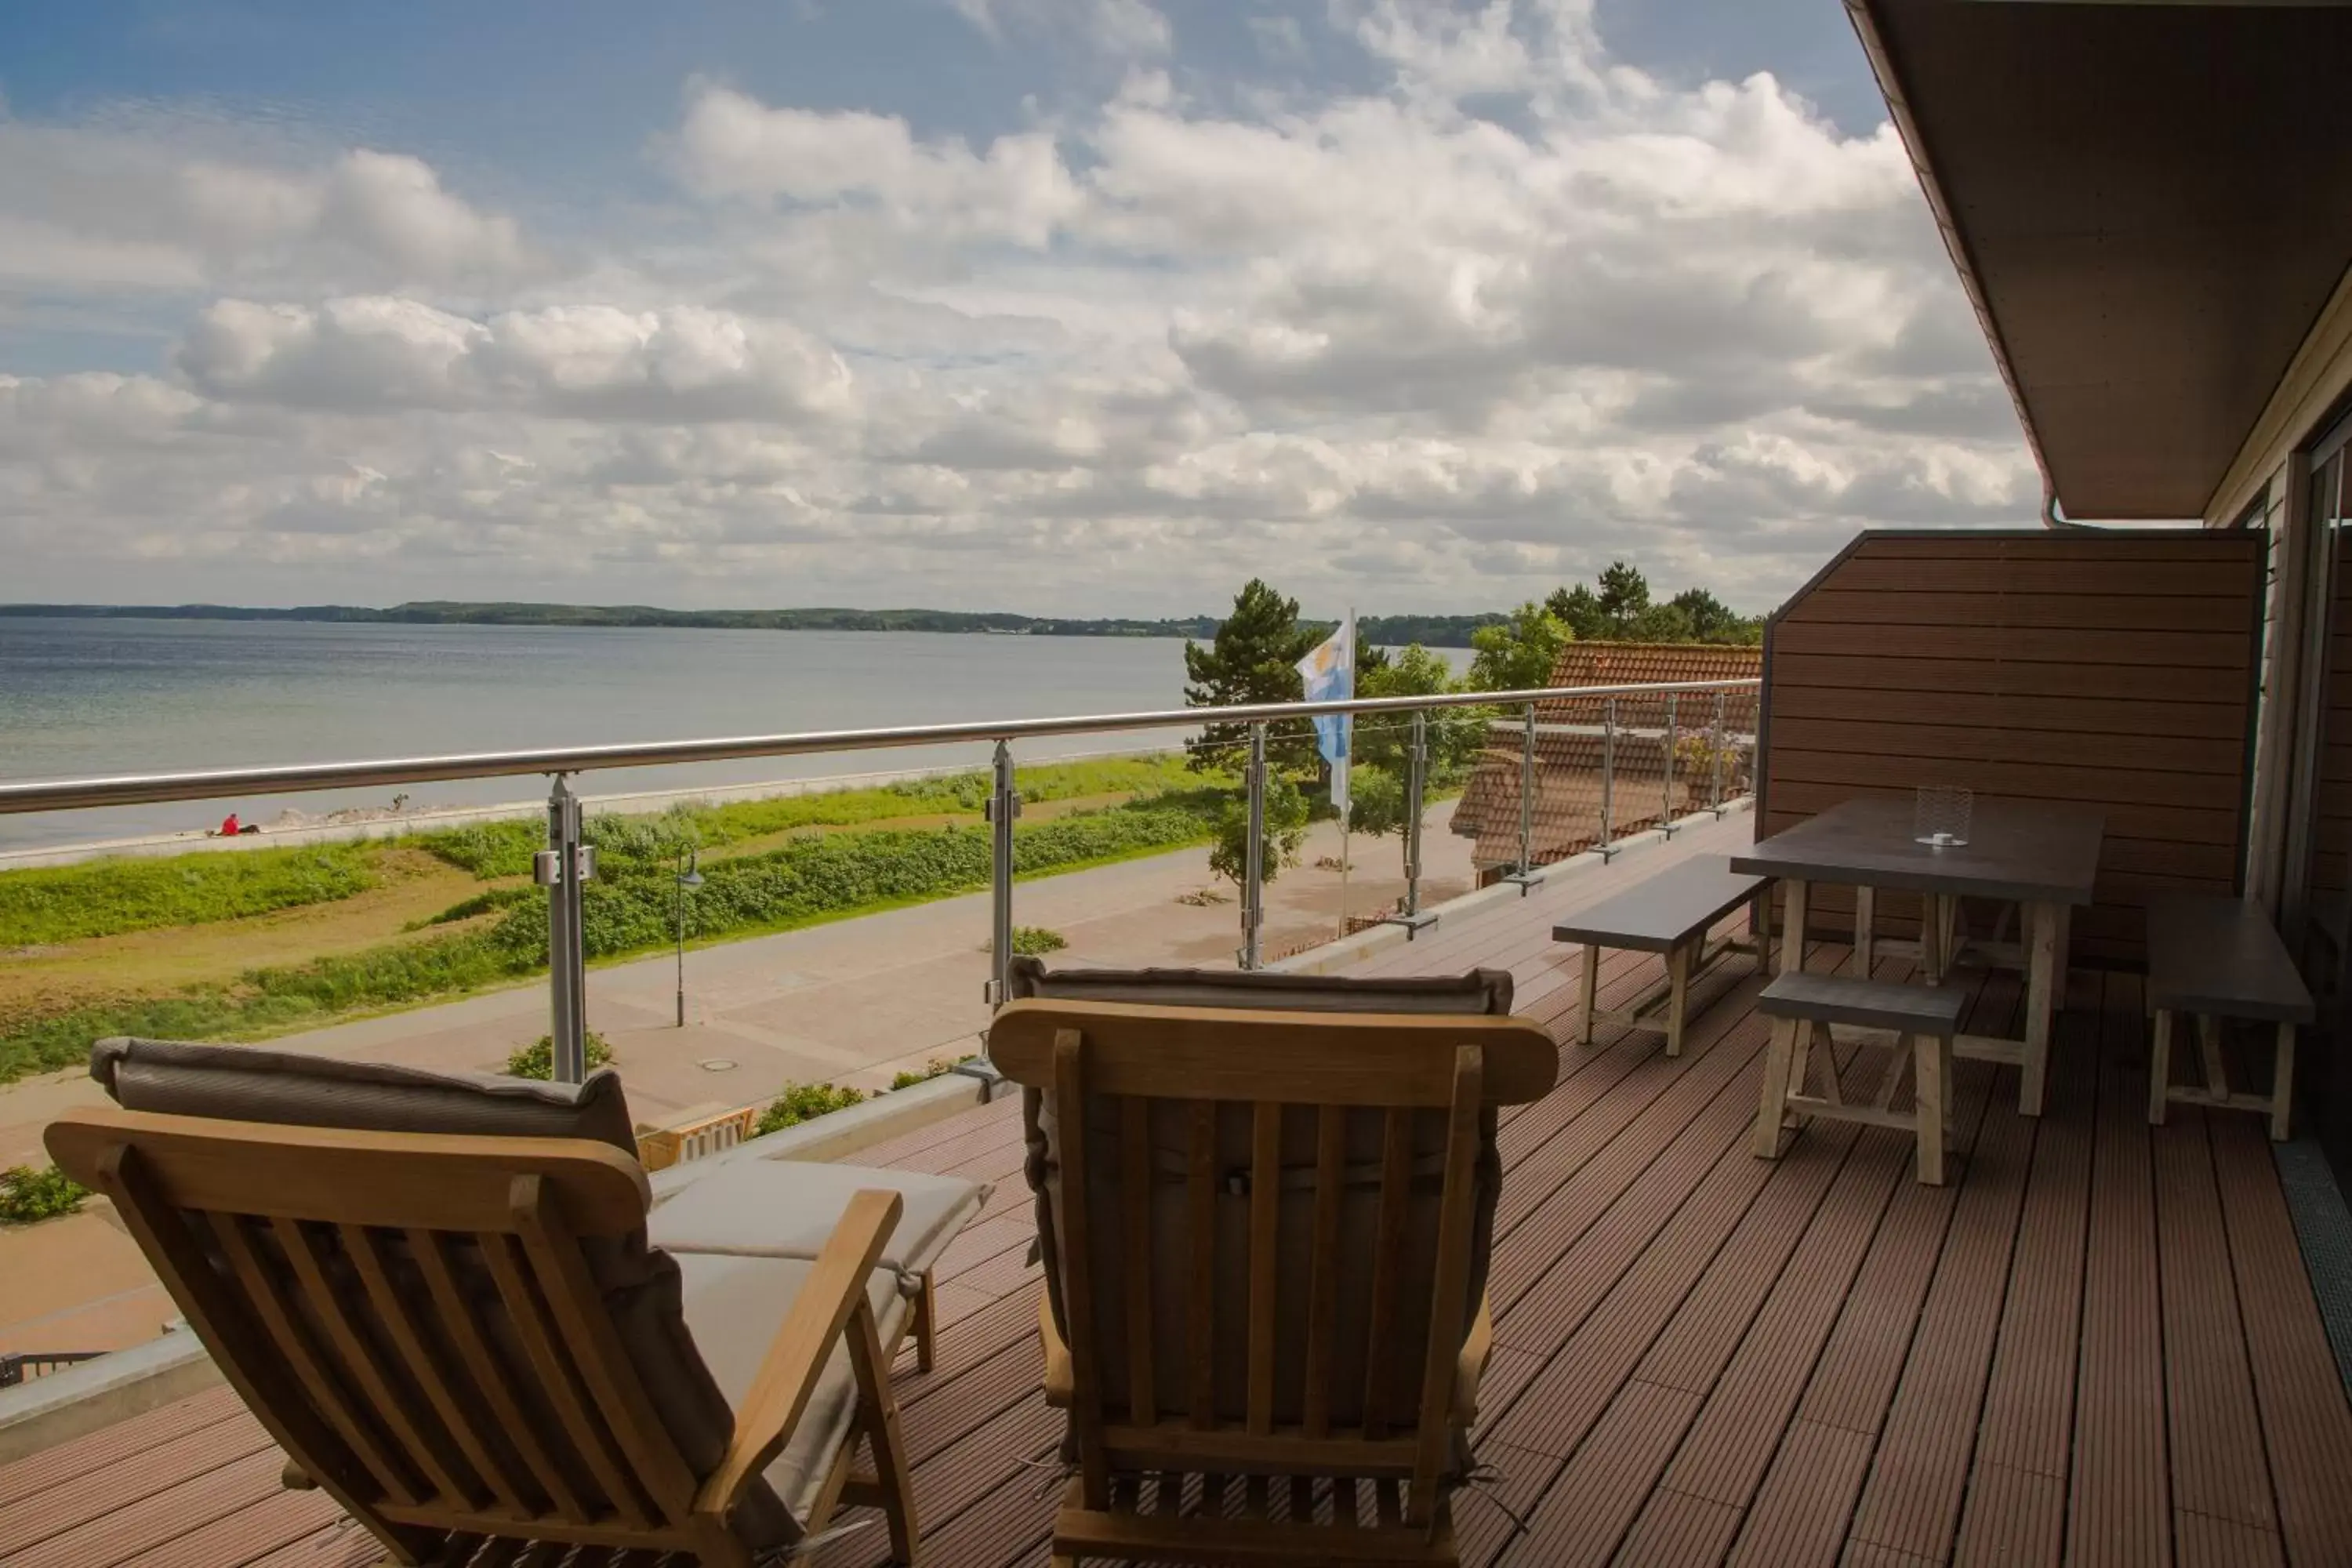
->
(1182, 579), (1319, 771)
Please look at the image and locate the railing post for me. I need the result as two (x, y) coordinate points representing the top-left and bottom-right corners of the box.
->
(1502, 702), (1538, 895)
(1240, 721), (1266, 969)
(1599, 697), (1618, 862)
(1384, 707), (1438, 937)
(1661, 691), (1679, 839)
(985, 739), (1019, 1008)
(1710, 691), (1728, 816)
(535, 773), (592, 1083)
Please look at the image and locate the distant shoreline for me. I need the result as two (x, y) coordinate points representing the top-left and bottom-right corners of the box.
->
(0, 601), (1505, 647)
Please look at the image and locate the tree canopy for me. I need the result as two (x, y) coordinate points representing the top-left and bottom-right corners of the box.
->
(1545, 562), (1762, 645)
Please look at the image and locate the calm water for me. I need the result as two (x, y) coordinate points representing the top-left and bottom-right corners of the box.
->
(0, 619), (1217, 851)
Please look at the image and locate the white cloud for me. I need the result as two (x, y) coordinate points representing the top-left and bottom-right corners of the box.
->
(1, 2), (2031, 614)
(0, 119), (539, 295)
(176, 296), (857, 423)
(667, 84), (1081, 248)
(947, 0), (1171, 57)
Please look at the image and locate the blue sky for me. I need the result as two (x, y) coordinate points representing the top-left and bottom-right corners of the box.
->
(0, 1), (2025, 612)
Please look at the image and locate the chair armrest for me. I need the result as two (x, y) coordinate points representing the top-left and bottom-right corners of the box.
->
(695, 1188), (903, 1514)
(1454, 1294), (1493, 1426)
(1038, 1289), (1072, 1406)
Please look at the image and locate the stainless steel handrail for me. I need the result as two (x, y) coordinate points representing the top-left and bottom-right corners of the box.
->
(2, 672), (1760, 1083)
(0, 677), (1759, 814)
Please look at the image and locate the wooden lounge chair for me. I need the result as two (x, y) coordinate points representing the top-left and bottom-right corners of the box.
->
(48, 1106), (920, 1567)
(48, 1038), (993, 1566)
(990, 996), (1559, 1566)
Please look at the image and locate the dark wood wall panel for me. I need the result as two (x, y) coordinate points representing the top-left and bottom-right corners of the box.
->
(1759, 530), (2263, 965)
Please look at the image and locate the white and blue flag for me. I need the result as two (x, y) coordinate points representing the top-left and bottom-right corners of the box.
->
(1296, 609), (1354, 815)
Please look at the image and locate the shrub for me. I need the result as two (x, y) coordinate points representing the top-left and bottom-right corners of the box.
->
(889, 1058), (959, 1091)
(0, 1163), (90, 1225)
(503, 1031), (615, 1080)
(986, 926), (1067, 956)
(755, 1081), (867, 1135)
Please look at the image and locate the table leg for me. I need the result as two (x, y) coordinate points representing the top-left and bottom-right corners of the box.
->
(1923, 892), (1946, 985)
(1853, 884), (1875, 978)
(1665, 943), (1692, 1058)
(2021, 899), (2058, 1115)
(1751, 889), (1775, 969)
(1780, 879), (1809, 976)
(2148, 1008), (2172, 1126)
(2274, 1021), (2297, 1142)
(1580, 944), (1600, 1046)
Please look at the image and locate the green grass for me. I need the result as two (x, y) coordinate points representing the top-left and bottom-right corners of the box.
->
(415, 753), (1202, 880)
(0, 842), (381, 944)
(0, 793), (1222, 1087)
(0, 1163), (90, 1225)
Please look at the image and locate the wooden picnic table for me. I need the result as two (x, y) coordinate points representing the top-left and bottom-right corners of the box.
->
(1731, 796), (2103, 1115)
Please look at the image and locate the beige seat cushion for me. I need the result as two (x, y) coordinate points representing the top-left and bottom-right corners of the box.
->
(678, 1252), (909, 1524)
(651, 1160), (987, 1287)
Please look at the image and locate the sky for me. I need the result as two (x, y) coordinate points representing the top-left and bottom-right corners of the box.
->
(0, 0), (2033, 617)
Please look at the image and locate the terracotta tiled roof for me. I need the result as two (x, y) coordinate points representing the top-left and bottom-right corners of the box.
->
(1449, 641), (1760, 870)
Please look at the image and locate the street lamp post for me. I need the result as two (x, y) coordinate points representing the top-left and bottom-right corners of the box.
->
(674, 848), (703, 1028)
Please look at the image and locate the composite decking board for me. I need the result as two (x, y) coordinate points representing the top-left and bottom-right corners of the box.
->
(1612, 1483), (1745, 1567)
(1659, 982), (2007, 1561)
(1484, 1099), (1820, 1454)
(1842, 979), (2040, 1562)
(1722, 1416), (1878, 1566)
(120, 1480), (348, 1568)
(1485, 945), (1824, 1260)
(1486, 1000), (1777, 1338)
(2065, 978), (2172, 1568)
(2152, 1107), (2278, 1532)
(1951, 973), (2100, 1561)
(1455, 1441), (1566, 1568)
(0, 1407), (278, 1556)
(1790, 999), (2015, 1437)
(0, 1383), (243, 1509)
(25, 855), (2352, 1568)
(243, 1523), (383, 1568)
(1952, 1459), (2069, 1568)
(1496, 1378), (1699, 1568)
(9, 1445), (286, 1568)
(1647, 1106), (1911, 1510)
(818, 1392), (1064, 1568)
(2172, 1509), (2288, 1568)
(2210, 1112), (2352, 1564)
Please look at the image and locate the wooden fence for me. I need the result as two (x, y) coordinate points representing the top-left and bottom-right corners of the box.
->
(1759, 529), (2264, 965)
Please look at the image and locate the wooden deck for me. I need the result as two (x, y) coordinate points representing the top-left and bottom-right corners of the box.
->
(7, 816), (2352, 1566)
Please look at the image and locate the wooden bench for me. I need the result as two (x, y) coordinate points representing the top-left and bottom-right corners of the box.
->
(1753, 971), (1968, 1185)
(2146, 892), (2314, 1140)
(1552, 855), (1772, 1056)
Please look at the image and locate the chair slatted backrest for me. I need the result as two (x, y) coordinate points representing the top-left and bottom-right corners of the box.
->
(45, 1108), (718, 1563)
(989, 999), (1557, 1526)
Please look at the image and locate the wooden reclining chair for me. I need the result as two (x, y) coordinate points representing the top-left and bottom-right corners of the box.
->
(48, 1107), (920, 1566)
(990, 996), (1559, 1566)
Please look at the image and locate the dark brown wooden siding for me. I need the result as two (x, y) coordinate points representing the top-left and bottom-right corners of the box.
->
(1759, 531), (2263, 965)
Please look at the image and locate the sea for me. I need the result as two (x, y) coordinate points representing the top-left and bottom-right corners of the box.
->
(0, 618), (1460, 854)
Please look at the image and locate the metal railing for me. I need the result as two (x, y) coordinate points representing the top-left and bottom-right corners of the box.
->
(0, 1352), (104, 1388)
(0, 677), (1758, 1082)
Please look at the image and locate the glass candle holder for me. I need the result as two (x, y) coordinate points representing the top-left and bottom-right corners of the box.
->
(1915, 785), (1973, 848)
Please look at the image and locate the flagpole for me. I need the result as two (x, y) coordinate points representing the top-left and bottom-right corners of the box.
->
(1339, 606), (1352, 941)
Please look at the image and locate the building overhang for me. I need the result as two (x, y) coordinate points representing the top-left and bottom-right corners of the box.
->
(1850, 0), (2352, 519)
